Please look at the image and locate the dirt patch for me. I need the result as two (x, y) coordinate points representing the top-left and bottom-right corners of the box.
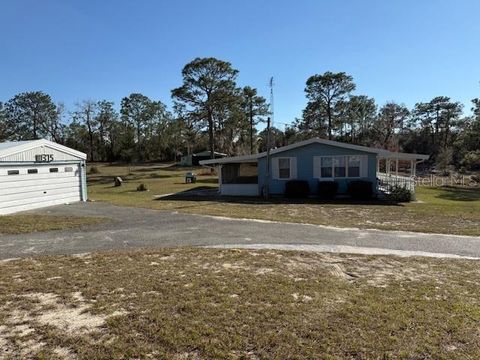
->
(0, 291), (128, 358)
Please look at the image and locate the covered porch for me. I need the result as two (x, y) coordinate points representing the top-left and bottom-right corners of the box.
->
(218, 161), (259, 196)
(376, 153), (429, 194)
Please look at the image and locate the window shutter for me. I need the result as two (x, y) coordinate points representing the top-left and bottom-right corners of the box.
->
(272, 157), (279, 180)
(313, 157), (320, 178)
(290, 157), (297, 179)
(360, 155), (369, 178)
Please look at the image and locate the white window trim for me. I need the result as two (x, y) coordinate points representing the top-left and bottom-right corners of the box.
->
(314, 155), (365, 180)
(273, 157), (297, 180)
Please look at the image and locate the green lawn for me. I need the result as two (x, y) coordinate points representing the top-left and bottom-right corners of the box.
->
(88, 163), (480, 236)
(1, 248), (480, 359)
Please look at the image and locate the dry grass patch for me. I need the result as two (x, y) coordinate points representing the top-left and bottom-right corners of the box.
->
(0, 215), (106, 235)
(1, 248), (480, 359)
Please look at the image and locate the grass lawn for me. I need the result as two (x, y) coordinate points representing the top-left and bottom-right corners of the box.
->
(1, 248), (479, 359)
(88, 163), (480, 236)
(0, 215), (106, 235)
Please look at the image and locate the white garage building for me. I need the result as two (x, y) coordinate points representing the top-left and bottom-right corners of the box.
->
(0, 139), (87, 215)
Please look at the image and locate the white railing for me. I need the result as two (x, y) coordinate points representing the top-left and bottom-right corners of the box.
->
(377, 173), (415, 193)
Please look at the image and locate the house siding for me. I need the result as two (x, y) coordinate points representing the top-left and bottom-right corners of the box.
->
(258, 142), (378, 195)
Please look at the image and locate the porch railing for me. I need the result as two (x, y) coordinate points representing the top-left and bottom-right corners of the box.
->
(377, 172), (416, 193)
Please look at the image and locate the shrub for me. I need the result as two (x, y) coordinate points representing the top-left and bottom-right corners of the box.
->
(462, 150), (480, 171)
(88, 166), (99, 174)
(387, 185), (412, 203)
(136, 183), (148, 192)
(347, 180), (373, 200)
(318, 181), (338, 199)
(285, 180), (310, 198)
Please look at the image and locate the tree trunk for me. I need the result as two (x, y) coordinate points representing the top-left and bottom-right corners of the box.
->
(86, 110), (94, 162)
(327, 100), (332, 140)
(208, 109), (215, 159)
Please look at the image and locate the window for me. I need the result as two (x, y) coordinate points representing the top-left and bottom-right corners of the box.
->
(321, 157), (333, 178)
(49, 168), (59, 173)
(348, 156), (361, 178)
(278, 158), (291, 179)
(28, 169), (38, 174)
(7, 170), (19, 175)
(317, 155), (364, 179)
(334, 157), (346, 177)
(64, 167), (73, 173)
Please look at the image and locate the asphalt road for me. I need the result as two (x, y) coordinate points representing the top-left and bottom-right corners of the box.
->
(1, 202), (480, 260)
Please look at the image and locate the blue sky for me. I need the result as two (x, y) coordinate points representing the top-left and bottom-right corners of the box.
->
(1, 0), (480, 127)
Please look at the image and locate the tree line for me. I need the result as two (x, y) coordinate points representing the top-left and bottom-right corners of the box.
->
(0, 58), (479, 171)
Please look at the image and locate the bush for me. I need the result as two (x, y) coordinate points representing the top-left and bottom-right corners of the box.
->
(136, 183), (148, 192)
(88, 166), (99, 174)
(462, 150), (480, 171)
(347, 180), (373, 200)
(285, 180), (310, 198)
(387, 185), (412, 203)
(318, 181), (338, 199)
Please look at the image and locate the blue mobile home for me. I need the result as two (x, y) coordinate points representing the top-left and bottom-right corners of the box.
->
(200, 138), (428, 197)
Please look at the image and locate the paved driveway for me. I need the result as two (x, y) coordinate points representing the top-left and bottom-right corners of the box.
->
(1, 202), (480, 259)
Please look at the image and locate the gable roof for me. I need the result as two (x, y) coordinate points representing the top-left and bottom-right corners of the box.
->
(199, 138), (429, 165)
(0, 139), (87, 160)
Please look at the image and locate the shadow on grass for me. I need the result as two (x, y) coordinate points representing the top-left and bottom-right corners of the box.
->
(88, 173), (178, 185)
(156, 187), (401, 206)
(435, 186), (480, 202)
(173, 178), (218, 185)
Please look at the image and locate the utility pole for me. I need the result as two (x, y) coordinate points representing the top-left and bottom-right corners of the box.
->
(269, 77), (274, 128)
(264, 77), (274, 200)
(265, 116), (271, 200)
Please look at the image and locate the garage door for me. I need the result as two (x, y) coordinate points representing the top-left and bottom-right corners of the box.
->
(0, 164), (82, 215)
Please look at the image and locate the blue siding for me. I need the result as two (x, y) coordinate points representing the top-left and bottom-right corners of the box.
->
(258, 142), (378, 195)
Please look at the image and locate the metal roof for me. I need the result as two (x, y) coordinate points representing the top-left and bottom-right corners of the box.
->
(199, 138), (429, 166)
(0, 140), (36, 151)
(0, 139), (87, 160)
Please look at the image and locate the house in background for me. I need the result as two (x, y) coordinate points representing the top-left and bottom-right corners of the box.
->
(200, 138), (429, 197)
(180, 150), (227, 167)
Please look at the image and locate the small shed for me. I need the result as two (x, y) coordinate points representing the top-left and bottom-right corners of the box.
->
(0, 139), (87, 215)
(180, 151), (226, 166)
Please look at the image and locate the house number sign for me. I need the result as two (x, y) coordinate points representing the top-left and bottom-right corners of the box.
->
(35, 154), (54, 163)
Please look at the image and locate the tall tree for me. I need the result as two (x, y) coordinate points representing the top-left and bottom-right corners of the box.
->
(39, 102), (66, 143)
(241, 86), (268, 154)
(0, 102), (7, 141)
(4, 91), (57, 140)
(412, 96), (463, 154)
(120, 93), (168, 161)
(95, 100), (119, 161)
(344, 95), (377, 144)
(303, 72), (356, 140)
(374, 102), (410, 150)
(72, 100), (98, 161)
(172, 57), (239, 158)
